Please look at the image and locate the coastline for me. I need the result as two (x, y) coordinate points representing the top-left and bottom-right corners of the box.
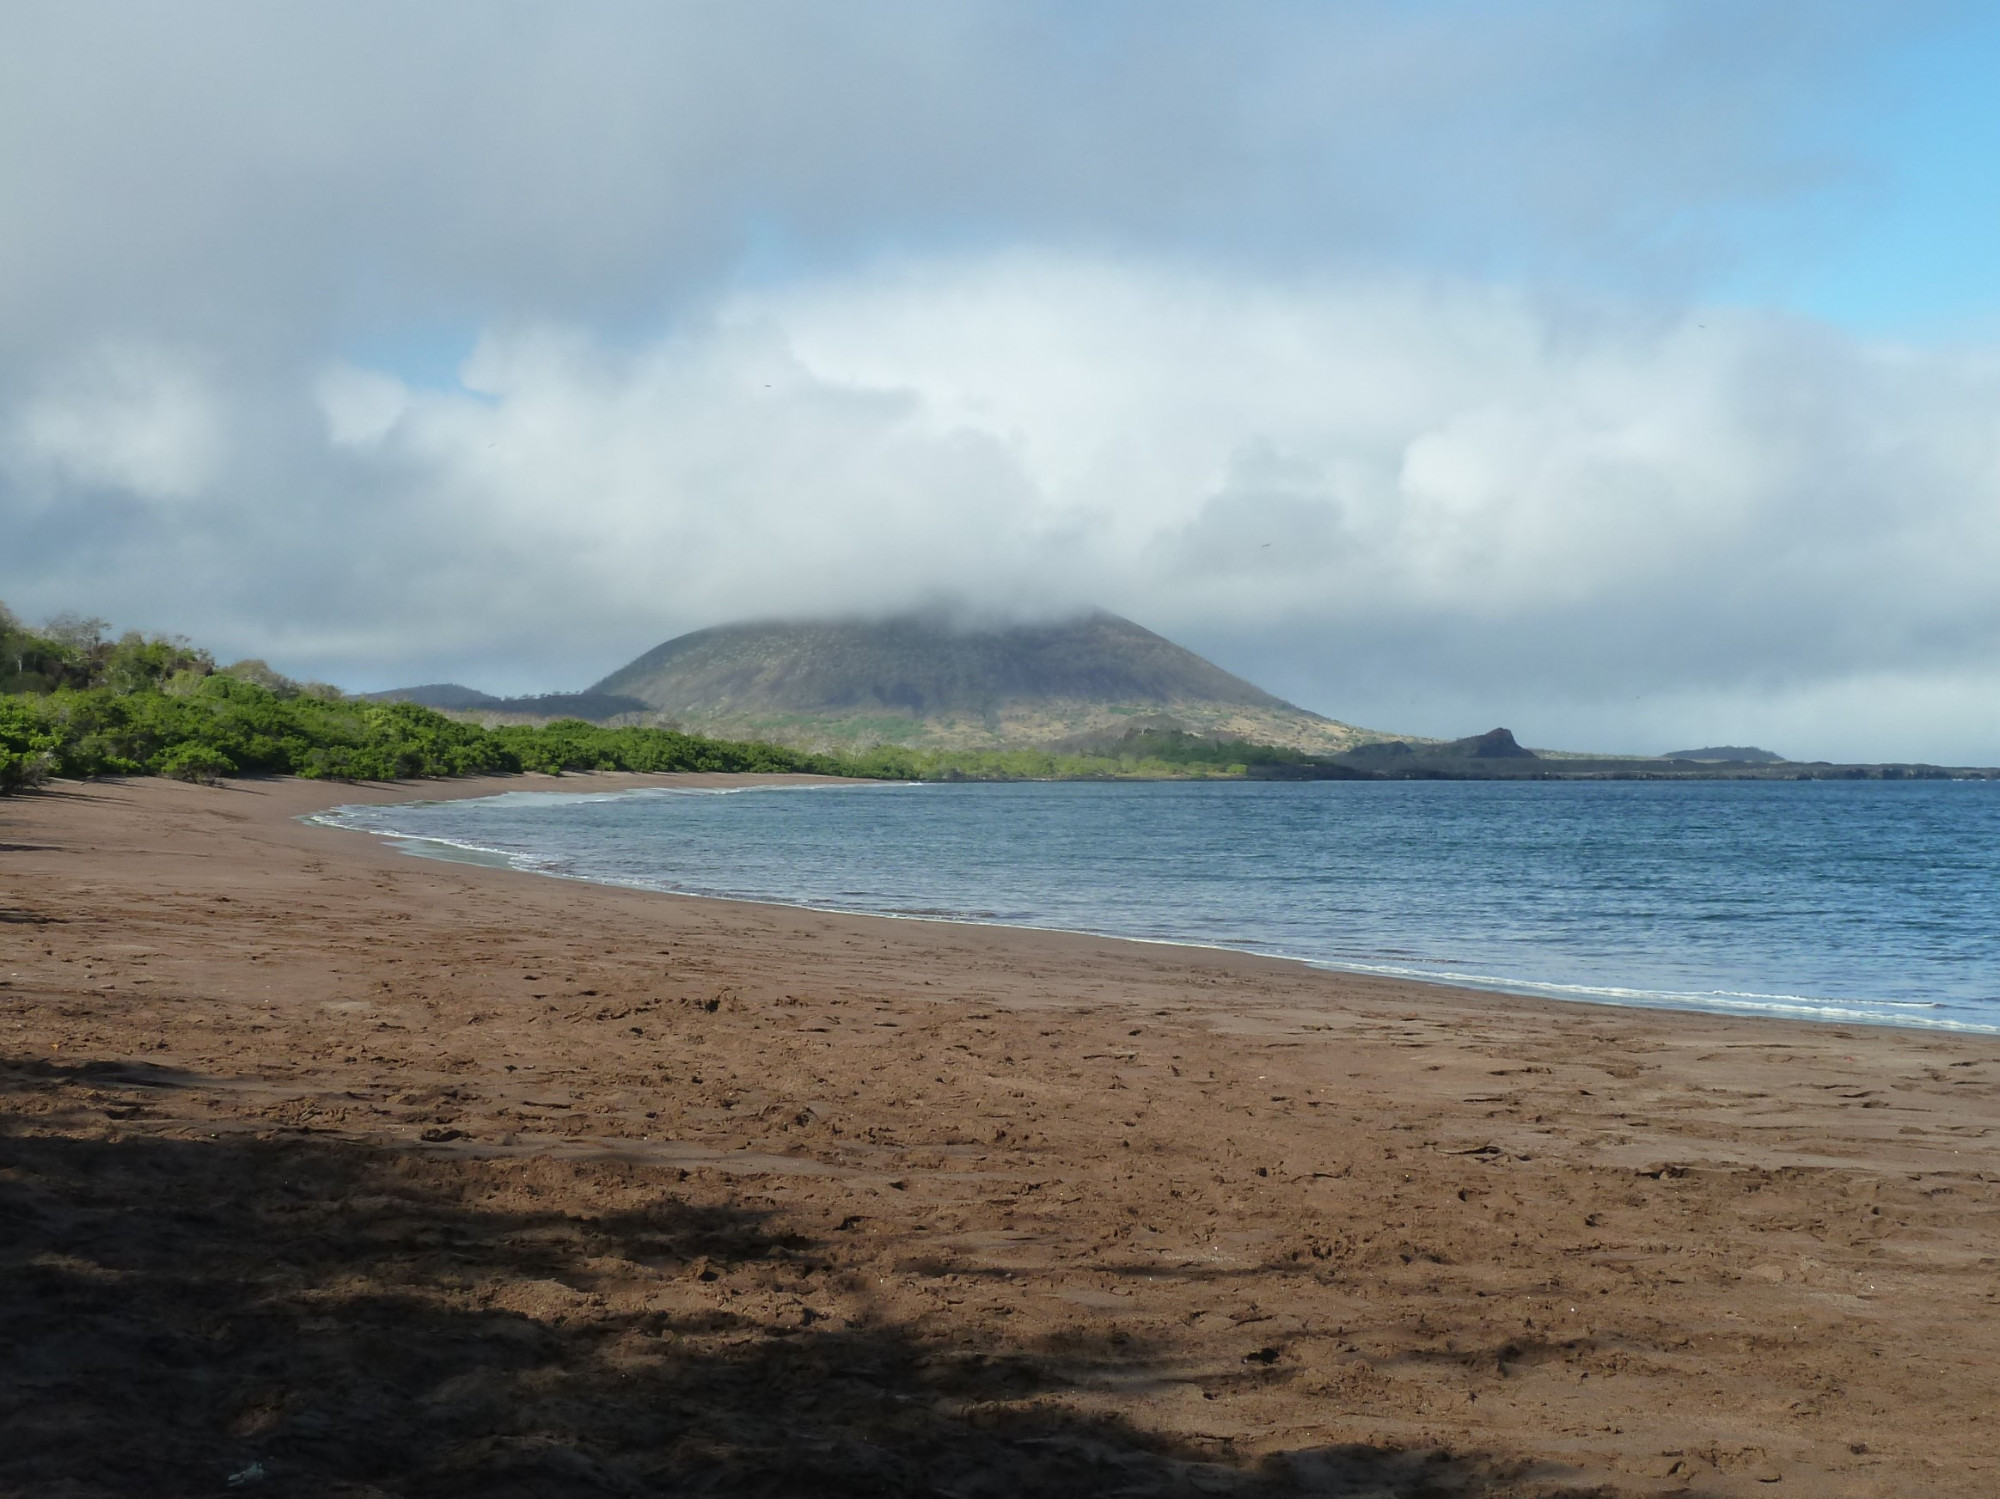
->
(4, 773), (1997, 1494)
(315, 773), (2000, 1038)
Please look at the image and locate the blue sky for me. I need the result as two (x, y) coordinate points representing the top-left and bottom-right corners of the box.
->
(4, 1), (2000, 761)
(1742, 7), (2000, 337)
(349, 10), (2000, 375)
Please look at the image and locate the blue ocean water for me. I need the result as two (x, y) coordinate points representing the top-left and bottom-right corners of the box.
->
(314, 779), (2000, 1033)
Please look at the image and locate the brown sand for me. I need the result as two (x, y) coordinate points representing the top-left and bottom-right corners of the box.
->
(3, 774), (1997, 1498)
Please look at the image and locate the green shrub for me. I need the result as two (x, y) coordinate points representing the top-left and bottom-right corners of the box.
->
(0, 698), (59, 790)
(158, 743), (235, 784)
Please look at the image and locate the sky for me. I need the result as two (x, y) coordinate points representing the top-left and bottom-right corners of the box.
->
(5, 0), (2000, 762)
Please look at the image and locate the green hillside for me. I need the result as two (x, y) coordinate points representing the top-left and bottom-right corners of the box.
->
(588, 610), (1380, 754)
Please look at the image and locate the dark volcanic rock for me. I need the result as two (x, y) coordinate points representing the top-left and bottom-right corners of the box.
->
(1244, 761), (1376, 781)
(1457, 728), (1537, 759)
(1344, 740), (1417, 759)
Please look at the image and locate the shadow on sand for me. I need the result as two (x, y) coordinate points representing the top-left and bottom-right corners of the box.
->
(1, 1058), (1608, 1498)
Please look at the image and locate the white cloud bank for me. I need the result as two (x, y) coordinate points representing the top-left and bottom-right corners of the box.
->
(3, 3), (1993, 762)
(264, 254), (2000, 761)
(6, 343), (225, 502)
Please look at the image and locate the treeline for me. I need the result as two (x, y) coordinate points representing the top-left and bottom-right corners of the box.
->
(0, 607), (1269, 792)
(3, 606), (223, 697)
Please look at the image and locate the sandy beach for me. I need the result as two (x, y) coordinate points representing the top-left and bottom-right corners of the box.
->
(3, 773), (1997, 1497)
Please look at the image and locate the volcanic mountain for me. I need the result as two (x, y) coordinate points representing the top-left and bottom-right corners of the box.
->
(581, 610), (1377, 754)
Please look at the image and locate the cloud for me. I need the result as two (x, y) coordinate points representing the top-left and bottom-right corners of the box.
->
(32, 251), (1958, 762)
(6, 342), (226, 502)
(0, 0), (1910, 361)
(752, 258), (2000, 675)
(1, 2), (1994, 761)
(315, 367), (410, 449)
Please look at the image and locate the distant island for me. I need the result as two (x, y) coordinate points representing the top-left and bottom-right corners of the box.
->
(5, 600), (1993, 789)
(1661, 746), (1785, 763)
(374, 610), (1383, 756)
(369, 609), (1993, 783)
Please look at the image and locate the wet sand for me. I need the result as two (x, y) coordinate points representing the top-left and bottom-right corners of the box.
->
(3, 773), (1997, 1497)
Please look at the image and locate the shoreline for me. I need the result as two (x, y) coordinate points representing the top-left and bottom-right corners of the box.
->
(4, 772), (1997, 1494)
(310, 771), (1995, 1040)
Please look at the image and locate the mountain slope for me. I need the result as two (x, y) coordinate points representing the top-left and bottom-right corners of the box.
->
(363, 684), (651, 720)
(589, 611), (1376, 753)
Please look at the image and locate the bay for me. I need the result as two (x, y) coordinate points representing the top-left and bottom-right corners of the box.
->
(315, 778), (2000, 1033)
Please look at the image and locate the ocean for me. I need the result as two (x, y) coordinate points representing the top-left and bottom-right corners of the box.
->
(313, 778), (2000, 1033)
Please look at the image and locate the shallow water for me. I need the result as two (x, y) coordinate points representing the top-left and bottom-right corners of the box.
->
(316, 778), (2000, 1032)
